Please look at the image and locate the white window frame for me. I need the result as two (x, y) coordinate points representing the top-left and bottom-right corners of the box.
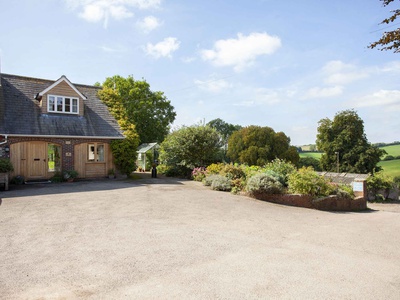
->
(47, 94), (79, 114)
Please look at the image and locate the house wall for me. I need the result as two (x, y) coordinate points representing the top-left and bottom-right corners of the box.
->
(7, 137), (115, 180)
(40, 81), (85, 116)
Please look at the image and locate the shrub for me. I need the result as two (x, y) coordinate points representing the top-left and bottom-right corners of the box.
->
(367, 171), (394, 201)
(203, 174), (221, 186)
(158, 164), (191, 178)
(393, 176), (400, 188)
(383, 155), (395, 161)
(211, 175), (232, 191)
(288, 167), (331, 197)
(396, 155), (400, 160)
(192, 167), (207, 181)
(246, 173), (284, 195)
(264, 159), (296, 186)
(335, 184), (355, 200)
(0, 158), (14, 173)
(221, 163), (246, 180)
(206, 163), (225, 175)
(231, 178), (246, 194)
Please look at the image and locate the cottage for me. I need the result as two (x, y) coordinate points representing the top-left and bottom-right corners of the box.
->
(0, 73), (124, 180)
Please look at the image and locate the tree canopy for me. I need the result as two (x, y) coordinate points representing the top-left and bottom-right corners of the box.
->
(369, 0), (400, 53)
(316, 110), (386, 174)
(207, 118), (242, 143)
(227, 125), (299, 166)
(98, 75), (176, 144)
(159, 125), (222, 175)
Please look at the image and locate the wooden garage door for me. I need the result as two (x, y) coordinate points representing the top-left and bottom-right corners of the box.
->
(28, 142), (47, 178)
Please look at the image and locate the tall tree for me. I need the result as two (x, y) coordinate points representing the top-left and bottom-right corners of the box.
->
(369, 0), (400, 52)
(159, 125), (222, 175)
(99, 75), (176, 143)
(316, 110), (386, 174)
(227, 125), (299, 166)
(207, 118), (242, 161)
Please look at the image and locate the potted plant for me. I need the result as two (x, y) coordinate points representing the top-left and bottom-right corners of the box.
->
(63, 170), (78, 182)
(108, 168), (115, 179)
(0, 158), (14, 190)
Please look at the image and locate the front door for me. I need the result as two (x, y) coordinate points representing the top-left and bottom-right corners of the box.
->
(28, 142), (47, 178)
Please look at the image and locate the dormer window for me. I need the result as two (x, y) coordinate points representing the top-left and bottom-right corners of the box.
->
(48, 95), (79, 114)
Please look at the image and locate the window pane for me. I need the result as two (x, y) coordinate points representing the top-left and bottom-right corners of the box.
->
(65, 98), (71, 112)
(57, 97), (63, 112)
(72, 99), (78, 113)
(97, 144), (105, 162)
(88, 144), (95, 161)
(48, 96), (55, 111)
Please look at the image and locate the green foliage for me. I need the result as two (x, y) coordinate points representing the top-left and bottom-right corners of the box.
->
(206, 163), (225, 175)
(220, 163), (246, 180)
(50, 172), (63, 183)
(380, 144), (400, 157)
(63, 170), (78, 179)
(159, 125), (222, 175)
(99, 75), (176, 143)
(393, 176), (400, 188)
(264, 159), (296, 186)
(203, 174), (221, 186)
(335, 184), (355, 200)
(227, 125), (299, 166)
(316, 110), (386, 174)
(111, 135), (139, 176)
(0, 158), (14, 173)
(369, 0), (400, 53)
(288, 167), (332, 197)
(383, 155), (395, 161)
(367, 171), (394, 201)
(157, 164), (191, 178)
(210, 175), (232, 191)
(246, 173), (284, 195)
(298, 157), (322, 171)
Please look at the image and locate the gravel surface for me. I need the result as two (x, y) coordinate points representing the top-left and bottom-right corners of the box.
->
(1, 175), (400, 299)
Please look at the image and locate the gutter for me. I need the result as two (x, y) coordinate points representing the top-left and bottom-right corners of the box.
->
(0, 134), (8, 145)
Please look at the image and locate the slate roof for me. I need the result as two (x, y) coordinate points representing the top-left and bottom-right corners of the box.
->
(0, 73), (124, 138)
(317, 172), (369, 184)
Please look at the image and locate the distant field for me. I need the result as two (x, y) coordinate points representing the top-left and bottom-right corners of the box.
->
(380, 145), (400, 158)
(378, 159), (400, 178)
(299, 152), (322, 159)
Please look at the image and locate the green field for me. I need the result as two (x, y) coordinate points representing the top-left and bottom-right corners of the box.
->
(299, 152), (322, 159)
(378, 159), (400, 178)
(380, 144), (400, 158)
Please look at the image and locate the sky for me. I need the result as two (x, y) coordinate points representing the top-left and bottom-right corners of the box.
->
(0, 0), (399, 146)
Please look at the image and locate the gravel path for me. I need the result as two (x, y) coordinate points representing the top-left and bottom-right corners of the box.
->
(1, 176), (400, 299)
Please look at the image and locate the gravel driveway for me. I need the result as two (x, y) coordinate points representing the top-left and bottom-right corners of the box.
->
(1, 175), (400, 299)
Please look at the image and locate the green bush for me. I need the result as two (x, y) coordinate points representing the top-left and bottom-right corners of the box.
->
(246, 173), (284, 195)
(264, 159), (296, 187)
(367, 171), (394, 201)
(211, 175), (232, 191)
(158, 164), (191, 178)
(288, 167), (331, 197)
(221, 163), (246, 180)
(192, 167), (207, 181)
(335, 184), (355, 200)
(203, 174), (221, 186)
(206, 163), (225, 175)
(393, 176), (400, 188)
(0, 158), (14, 173)
(383, 155), (395, 161)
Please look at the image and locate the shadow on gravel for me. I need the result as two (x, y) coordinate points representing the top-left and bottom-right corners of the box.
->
(0, 173), (187, 199)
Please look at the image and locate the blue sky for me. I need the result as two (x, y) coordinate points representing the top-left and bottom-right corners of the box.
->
(1, 0), (399, 145)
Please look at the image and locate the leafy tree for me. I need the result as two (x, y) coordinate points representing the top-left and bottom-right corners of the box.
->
(159, 125), (222, 176)
(99, 75), (176, 143)
(369, 0), (400, 52)
(227, 125), (299, 166)
(316, 110), (386, 174)
(207, 118), (242, 161)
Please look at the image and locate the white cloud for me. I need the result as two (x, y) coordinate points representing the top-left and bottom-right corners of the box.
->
(352, 90), (400, 109)
(194, 78), (232, 93)
(200, 32), (281, 72)
(144, 37), (180, 59)
(322, 60), (369, 85)
(181, 56), (196, 63)
(305, 86), (343, 99)
(234, 88), (282, 107)
(137, 15), (161, 33)
(64, 0), (161, 28)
